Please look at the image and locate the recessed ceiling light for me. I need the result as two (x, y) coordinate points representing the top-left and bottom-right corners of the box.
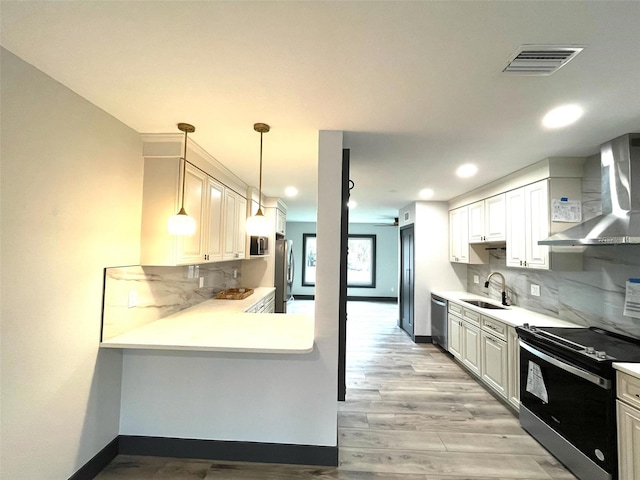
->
(456, 164), (477, 178)
(542, 104), (583, 128)
(347, 200), (357, 209)
(284, 186), (298, 197)
(419, 188), (434, 199)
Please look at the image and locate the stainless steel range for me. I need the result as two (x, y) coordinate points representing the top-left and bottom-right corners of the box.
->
(516, 325), (640, 480)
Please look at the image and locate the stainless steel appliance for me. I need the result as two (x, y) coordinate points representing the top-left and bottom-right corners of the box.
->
(250, 236), (268, 255)
(517, 324), (640, 480)
(431, 294), (447, 350)
(540, 132), (640, 246)
(274, 236), (294, 313)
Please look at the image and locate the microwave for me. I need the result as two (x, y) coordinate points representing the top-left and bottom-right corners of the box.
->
(250, 236), (268, 255)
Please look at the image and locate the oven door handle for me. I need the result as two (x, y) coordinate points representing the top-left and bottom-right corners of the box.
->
(519, 340), (612, 389)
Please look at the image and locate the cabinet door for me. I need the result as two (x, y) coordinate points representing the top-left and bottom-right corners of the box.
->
(448, 313), (462, 359)
(481, 332), (508, 399)
(276, 210), (286, 235)
(525, 180), (550, 269)
(176, 163), (208, 264)
(507, 326), (520, 410)
(617, 400), (640, 480)
(484, 193), (506, 242)
(461, 321), (481, 377)
(235, 195), (247, 259)
(206, 178), (225, 262)
(223, 189), (237, 260)
(449, 206), (469, 263)
(505, 187), (526, 268)
(468, 200), (485, 243)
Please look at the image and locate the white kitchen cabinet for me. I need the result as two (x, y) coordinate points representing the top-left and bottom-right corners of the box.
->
(481, 331), (508, 399)
(140, 159), (212, 265)
(205, 177), (225, 262)
(506, 178), (582, 270)
(140, 156), (247, 266)
(450, 206), (488, 264)
(506, 180), (549, 269)
(450, 206), (469, 263)
(276, 209), (286, 236)
(507, 326), (520, 410)
(448, 312), (463, 359)
(617, 371), (640, 479)
(461, 320), (482, 378)
(223, 189), (247, 261)
(469, 194), (506, 243)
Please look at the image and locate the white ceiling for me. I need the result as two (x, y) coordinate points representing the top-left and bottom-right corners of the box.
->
(2, 1), (639, 223)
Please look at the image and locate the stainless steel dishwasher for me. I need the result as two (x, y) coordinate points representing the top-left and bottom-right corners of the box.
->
(431, 294), (447, 350)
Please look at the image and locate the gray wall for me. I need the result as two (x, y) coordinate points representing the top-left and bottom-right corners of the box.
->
(467, 154), (640, 340)
(287, 221), (399, 298)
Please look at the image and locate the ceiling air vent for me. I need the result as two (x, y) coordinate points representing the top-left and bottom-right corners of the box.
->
(503, 45), (585, 75)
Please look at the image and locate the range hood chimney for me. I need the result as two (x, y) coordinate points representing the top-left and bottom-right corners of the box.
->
(539, 133), (640, 246)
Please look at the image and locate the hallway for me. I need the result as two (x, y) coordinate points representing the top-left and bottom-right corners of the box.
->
(97, 300), (576, 479)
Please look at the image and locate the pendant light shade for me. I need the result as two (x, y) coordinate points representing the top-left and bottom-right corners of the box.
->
(246, 123), (272, 237)
(168, 123), (197, 236)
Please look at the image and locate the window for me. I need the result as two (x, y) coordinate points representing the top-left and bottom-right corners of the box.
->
(302, 233), (376, 288)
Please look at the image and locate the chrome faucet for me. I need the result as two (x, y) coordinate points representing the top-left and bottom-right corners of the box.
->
(484, 272), (508, 306)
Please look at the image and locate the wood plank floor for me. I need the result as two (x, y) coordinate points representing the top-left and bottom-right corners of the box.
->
(96, 300), (577, 479)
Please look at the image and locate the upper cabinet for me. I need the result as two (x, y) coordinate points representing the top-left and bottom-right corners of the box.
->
(140, 134), (249, 266)
(506, 178), (582, 270)
(449, 157), (585, 270)
(469, 193), (506, 243)
(222, 189), (247, 261)
(450, 206), (488, 264)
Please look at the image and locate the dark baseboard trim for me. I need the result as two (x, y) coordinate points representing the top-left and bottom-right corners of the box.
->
(292, 295), (398, 303)
(292, 294), (315, 300)
(119, 435), (338, 467)
(414, 335), (433, 344)
(68, 436), (119, 480)
(347, 296), (397, 303)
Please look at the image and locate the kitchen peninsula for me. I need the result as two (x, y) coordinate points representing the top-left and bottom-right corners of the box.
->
(100, 287), (314, 354)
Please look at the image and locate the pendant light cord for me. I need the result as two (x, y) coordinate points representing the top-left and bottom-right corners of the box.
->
(257, 130), (263, 214)
(180, 128), (188, 211)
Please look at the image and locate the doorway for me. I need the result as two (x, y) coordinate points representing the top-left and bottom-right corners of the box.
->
(399, 224), (414, 338)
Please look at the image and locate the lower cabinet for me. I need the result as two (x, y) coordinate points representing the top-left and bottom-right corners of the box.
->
(447, 300), (520, 409)
(245, 291), (276, 314)
(507, 326), (520, 410)
(448, 312), (463, 359)
(481, 331), (508, 399)
(616, 371), (640, 479)
(461, 321), (482, 377)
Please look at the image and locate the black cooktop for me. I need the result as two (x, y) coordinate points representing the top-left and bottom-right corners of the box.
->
(517, 325), (640, 364)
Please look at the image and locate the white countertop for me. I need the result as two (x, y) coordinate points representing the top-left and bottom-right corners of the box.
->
(614, 362), (640, 379)
(432, 290), (580, 328)
(100, 287), (314, 354)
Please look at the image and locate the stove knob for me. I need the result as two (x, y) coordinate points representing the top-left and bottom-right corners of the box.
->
(596, 350), (607, 359)
(523, 323), (530, 329)
(586, 346), (595, 354)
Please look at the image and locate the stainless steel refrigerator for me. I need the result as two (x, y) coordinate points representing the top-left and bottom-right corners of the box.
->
(274, 236), (294, 313)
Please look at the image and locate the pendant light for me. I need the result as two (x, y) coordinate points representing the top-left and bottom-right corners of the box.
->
(246, 122), (272, 237)
(168, 123), (197, 236)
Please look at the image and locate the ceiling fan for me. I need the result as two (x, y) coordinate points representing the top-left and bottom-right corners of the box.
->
(374, 217), (399, 227)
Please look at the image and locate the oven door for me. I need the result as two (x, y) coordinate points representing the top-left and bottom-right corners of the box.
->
(519, 340), (616, 477)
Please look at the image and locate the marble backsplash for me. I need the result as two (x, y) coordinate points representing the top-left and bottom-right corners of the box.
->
(102, 262), (241, 340)
(467, 153), (640, 339)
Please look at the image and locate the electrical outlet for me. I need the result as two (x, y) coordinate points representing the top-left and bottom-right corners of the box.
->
(474, 275), (480, 284)
(187, 265), (195, 279)
(128, 290), (137, 308)
(199, 277), (204, 288)
(233, 268), (238, 279)
(531, 284), (541, 297)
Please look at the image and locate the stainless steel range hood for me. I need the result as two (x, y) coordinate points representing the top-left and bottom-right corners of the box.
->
(539, 133), (640, 246)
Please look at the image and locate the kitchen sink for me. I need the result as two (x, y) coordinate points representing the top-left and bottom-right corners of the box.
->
(460, 299), (508, 310)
